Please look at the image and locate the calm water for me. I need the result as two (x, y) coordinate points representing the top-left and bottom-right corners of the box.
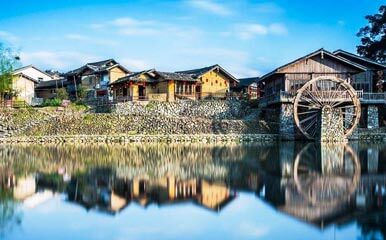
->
(0, 142), (386, 240)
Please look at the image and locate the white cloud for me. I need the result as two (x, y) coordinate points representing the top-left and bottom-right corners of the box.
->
(254, 2), (283, 14)
(268, 23), (288, 35)
(337, 20), (345, 27)
(235, 23), (288, 39)
(229, 65), (261, 78)
(188, 0), (232, 16)
(20, 51), (100, 71)
(0, 30), (20, 44)
(120, 58), (151, 71)
(65, 33), (118, 46)
(65, 33), (88, 40)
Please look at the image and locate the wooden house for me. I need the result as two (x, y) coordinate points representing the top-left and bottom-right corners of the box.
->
(66, 59), (130, 100)
(176, 64), (239, 99)
(258, 48), (386, 138)
(110, 69), (199, 102)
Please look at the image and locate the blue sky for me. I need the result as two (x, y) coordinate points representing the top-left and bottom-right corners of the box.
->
(0, 0), (383, 77)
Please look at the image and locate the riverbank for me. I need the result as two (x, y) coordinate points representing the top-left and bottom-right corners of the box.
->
(0, 133), (279, 144)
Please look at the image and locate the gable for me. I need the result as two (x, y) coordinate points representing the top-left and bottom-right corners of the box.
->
(13, 66), (53, 81)
(279, 54), (362, 74)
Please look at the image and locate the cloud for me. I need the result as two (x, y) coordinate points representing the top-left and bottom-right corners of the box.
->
(235, 23), (288, 39)
(187, 0), (232, 16)
(90, 17), (203, 39)
(254, 2), (284, 14)
(0, 30), (20, 44)
(20, 51), (100, 71)
(120, 58), (151, 71)
(229, 65), (261, 78)
(65, 33), (118, 46)
(337, 20), (345, 27)
(65, 33), (88, 40)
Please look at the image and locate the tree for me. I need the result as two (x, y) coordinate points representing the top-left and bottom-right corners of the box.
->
(0, 43), (19, 101)
(356, 5), (386, 63)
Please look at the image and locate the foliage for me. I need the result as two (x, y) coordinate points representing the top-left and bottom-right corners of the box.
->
(69, 102), (88, 112)
(43, 98), (62, 107)
(0, 43), (19, 100)
(76, 86), (87, 101)
(56, 88), (69, 101)
(357, 5), (386, 63)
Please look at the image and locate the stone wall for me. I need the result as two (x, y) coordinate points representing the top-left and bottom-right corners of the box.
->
(112, 100), (252, 120)
(367, 105), (379, 129)
(0, 100), (275, 142)
(15, 113), (271, 136)
(320, 107), (344, 142)
(279, 103), (295, 139)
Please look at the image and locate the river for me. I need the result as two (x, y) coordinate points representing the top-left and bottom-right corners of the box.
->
(0, 142), (385, 240)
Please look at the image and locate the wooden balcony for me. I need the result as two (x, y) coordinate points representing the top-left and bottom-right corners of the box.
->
(259, 90), (386, 106)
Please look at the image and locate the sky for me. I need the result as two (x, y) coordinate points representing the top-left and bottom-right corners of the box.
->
(0, 0), (383, 78)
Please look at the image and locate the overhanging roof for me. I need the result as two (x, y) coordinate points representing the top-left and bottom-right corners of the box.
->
(259, 48), (368, 82)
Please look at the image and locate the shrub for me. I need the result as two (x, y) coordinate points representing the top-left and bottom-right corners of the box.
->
(56, 88), (69, 100)
(43, 98), (62, 107)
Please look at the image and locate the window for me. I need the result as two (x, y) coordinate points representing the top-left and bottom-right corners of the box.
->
(215, 80), (218, 84)
(206, 79), (209, 82)
(220, 83), (222, 86)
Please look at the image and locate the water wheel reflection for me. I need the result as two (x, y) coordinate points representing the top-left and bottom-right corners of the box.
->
(293, 143), (360, 207)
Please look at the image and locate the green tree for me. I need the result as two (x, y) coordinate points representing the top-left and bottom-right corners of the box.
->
(0, 44), (19, 101)
(357, 5), (386, 63)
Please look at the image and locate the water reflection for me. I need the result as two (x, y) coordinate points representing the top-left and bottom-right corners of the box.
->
(0, 143), (386, 239)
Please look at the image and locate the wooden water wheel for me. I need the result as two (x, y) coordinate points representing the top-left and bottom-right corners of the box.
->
(293, 76), (361, 140)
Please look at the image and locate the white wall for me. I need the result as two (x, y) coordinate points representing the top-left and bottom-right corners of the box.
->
(14, 66), (53, 82)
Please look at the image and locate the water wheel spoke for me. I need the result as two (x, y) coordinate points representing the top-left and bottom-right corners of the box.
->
(302, 117), (318, 134)
(297, 110), (318, 115)
(300, 113), (318, 125)
(304, 89), (322, 107)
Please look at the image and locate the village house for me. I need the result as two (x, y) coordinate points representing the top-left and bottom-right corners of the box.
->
(10, 65), (56, 104)
(65, 59), (130, 100)
(110, 64), (239, 102)
(258, 48), (386, 139)
(176, 64), (239, 99)
(109, 69), (199, 102)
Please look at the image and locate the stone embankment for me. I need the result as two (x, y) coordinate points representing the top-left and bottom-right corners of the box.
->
(0, 100), (277, 143)
(0, 134), (278, 144)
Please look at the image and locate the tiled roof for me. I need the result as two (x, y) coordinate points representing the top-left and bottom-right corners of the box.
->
(238, 77), (259, 87)
(176, 65), (218, 77)
(66, 59), (130, 76)
(176, 64), (239, 82)
(111, 69), (198, 85)
(156, 71), (197, 82)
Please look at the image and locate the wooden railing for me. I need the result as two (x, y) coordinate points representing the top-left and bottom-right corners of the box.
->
(259, 90), (386, 105)
(0, 100), (27, 108)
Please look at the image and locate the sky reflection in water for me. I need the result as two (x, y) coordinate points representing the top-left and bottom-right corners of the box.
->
(0, 142), (385, 240)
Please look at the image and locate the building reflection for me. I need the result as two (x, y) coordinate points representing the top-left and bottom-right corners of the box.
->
(65, 173), (235, 214)
(0, 143), (386, 237)
(256, 142), (386, 233)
